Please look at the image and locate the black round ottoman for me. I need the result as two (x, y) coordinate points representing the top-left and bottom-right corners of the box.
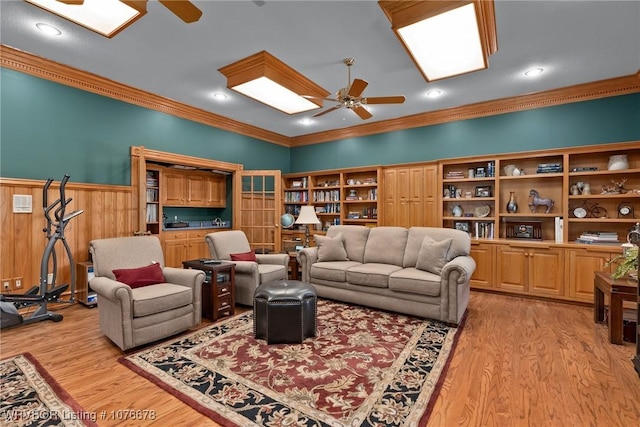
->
(253, 280), (317, 344)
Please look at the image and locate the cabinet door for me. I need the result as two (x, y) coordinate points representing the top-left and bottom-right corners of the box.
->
(162, 171), (186, 206)
(187, 230), (210, 260)
(408, 167), (424, 227)
(496, 245), (527, 293)
(566, 248), (614, 303)
(470, 243), (494, 289)
(164, 238), (188, 268)
(186, 174), (206, 206)
(207, 175), (226, 207)
(382, 168), (397, 226)
(422, 165), (438, 227)
(528, 247), (564, 298)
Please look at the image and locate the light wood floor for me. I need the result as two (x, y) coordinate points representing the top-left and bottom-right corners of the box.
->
(1, 292), (638, 427)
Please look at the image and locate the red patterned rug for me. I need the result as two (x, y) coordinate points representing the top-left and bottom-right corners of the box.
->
(0, 353), (97, 426)
(121, 300), (463, 426)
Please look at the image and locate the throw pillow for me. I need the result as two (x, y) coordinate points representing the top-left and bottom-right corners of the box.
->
(314, 232), (349, 262)
(415, 237), (453, 275)
(230, 251), (257, 262)
(113, 262), (165, 289)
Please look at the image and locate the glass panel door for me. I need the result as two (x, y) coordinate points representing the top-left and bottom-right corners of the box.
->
(237, 170), (282, 253)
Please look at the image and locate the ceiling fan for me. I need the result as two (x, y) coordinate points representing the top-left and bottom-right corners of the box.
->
(310, 58), (405, 120)
(55, 0), (202, 23)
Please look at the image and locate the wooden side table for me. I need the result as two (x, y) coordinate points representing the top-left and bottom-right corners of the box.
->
(594, 271), (637, 345)
(182, 259), (235, 322)
(288, 252), (300, 280)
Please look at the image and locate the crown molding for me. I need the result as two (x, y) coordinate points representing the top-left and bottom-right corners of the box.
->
(2, 45), (639, 149)
(0, 44), (290, 147)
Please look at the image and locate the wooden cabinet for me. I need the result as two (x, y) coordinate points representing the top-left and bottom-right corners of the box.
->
(75, 261), (97, 307)
(182, 260), (235, 322)
(469, 242), (495, 290)
(162, 229), (218, 267)
(342, 167), (379, 226)
(162, 169), (226, 207)
(382, 164), (437, 227)
(565, 247), (616, 303)
(495, 244), (564, 298)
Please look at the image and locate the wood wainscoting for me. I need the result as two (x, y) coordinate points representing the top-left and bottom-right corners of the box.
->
(0, 178), (133, 293)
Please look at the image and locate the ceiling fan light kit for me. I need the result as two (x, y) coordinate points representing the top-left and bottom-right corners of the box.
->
(218, 51), (330, 115)
(379, 0), (498, 82)
(26, 0), (202, 37)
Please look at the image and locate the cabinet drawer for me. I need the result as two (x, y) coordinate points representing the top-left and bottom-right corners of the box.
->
(217, 295), (232, 312)
(164, 231), (188, 240)
(216, 282), (231, 297)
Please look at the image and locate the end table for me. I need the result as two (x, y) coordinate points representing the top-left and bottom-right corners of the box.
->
(594, 271), (637, 345)
(182, 259), (235, 322)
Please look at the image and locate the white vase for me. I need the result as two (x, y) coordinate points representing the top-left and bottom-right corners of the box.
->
(608, 154), (629, 170)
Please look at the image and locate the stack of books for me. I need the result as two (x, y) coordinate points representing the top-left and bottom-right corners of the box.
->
(445, 171), (465, 179)
(575, 231), (620, 245)
(536, 163), (563, 173)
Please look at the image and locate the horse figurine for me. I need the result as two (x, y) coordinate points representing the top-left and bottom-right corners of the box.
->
(528, 189), (554, 213)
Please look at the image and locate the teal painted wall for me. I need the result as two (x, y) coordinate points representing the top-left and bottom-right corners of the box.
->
(1, 67), (639, 183)
(290, 93), (640, 172)
(0, 68), (290, 185)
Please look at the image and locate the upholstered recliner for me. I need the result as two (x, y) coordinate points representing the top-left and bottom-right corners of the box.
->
(89, 236), (204, 351)
(205, 230), (289, 305)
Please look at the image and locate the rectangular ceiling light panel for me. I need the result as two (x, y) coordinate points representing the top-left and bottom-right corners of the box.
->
(25, 0), (144, 37)
(219, 51), (329, 115)
(398, 3), (485, 81)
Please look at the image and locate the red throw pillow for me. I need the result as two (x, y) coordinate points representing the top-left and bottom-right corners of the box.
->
(230, 251), (257, 262)
(112, 263), (165, 289)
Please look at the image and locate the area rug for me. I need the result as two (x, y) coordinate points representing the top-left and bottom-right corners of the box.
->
(121, 300), (463, 426)
(0, 353), (97, 427)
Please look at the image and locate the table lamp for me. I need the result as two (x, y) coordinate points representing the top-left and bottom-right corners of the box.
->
(295, 206), (321, 247)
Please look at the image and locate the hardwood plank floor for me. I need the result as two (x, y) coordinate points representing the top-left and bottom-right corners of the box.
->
(1, 292), (638, 426)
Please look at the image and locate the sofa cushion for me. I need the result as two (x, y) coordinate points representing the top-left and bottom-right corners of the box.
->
(314, 232), (349, 262)
(389, 268), (441, 297)
(415, 237), (453, 275)
(112, 263), (165, 289)
(404, 227), (471, 267)
(132, 283), (193, 317)
(326, 225), (370, 263)
(230, 251), (257, 262)
(346, 263), (402, 288)
(363, 227), (408, 266)
(311, 261), (361, 282)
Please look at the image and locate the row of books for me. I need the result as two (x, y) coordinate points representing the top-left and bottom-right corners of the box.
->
(474, 222), (494, 239)
(575, 231), (619, 245)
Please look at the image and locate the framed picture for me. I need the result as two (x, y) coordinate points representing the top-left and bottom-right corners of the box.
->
(475, 167), (486, 177)
(454, 221), (471, 233)
(475, 185), (492, 197)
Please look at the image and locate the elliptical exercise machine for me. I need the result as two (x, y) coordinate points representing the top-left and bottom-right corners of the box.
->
(0, 175), (84, 329)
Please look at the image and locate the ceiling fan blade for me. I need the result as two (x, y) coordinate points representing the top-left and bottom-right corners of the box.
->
(159, 0), (202, 23)
(352, 105), (372, 120)
(347, 78), (368, 98)
(364, 96), (406, 105)
(55, 0), (84, 4)
(313, 105), (342, 118)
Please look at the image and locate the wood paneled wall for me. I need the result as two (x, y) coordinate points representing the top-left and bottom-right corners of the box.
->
(0, 178), (133, 293)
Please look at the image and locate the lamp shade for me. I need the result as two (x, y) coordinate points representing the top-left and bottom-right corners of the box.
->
(295, 206), (321, 225)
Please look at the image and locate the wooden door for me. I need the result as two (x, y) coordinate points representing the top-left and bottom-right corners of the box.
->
(566, 248), (614, 303)
(422, 165), (438, 227)
(408, 167), (424, 226)
(528, 247), (564, 298)
(470, 242), (495, 289)
(162, 171), (186, 206)
(496, 245), (527, 293)
(186, 174), (206, 206)
(382, 168), (397, 226)
(236, 171), (282, 253)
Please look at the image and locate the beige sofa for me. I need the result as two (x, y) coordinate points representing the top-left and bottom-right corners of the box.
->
(298, 225), (475, 325)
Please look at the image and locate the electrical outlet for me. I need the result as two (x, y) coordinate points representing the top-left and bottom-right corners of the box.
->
(2, 280), (10, 291)
(47, 273), (54, 285)
(14, 277), (22, 289)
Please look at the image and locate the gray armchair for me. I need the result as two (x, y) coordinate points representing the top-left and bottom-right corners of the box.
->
(89, 236), (204, 351)
(205, 230), (289, 305)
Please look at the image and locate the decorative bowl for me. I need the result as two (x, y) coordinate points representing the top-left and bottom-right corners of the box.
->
(503, 164), (516, 176)
(607, 154), (629, 171)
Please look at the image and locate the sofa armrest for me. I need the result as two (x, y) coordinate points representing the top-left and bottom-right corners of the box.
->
(256, 253), (290, 267)
(162, 267), (205, 289)
(90, 276), (133, 303)
(298, 247), (318, 282)
(441, 255), (476, 284)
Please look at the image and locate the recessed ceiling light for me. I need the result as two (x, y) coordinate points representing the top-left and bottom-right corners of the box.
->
(35, 23), (62, 36)
(212, 92), (228, 100)
(300, 118), (313, 125)
(524, 67), (544, 77)
(426, 89), (443, 98)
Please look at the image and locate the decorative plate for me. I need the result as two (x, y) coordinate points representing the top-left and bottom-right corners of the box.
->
(474, 204), (491, 218)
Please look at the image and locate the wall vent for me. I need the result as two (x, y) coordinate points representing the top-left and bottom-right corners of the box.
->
(13, 194), (33, 213)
